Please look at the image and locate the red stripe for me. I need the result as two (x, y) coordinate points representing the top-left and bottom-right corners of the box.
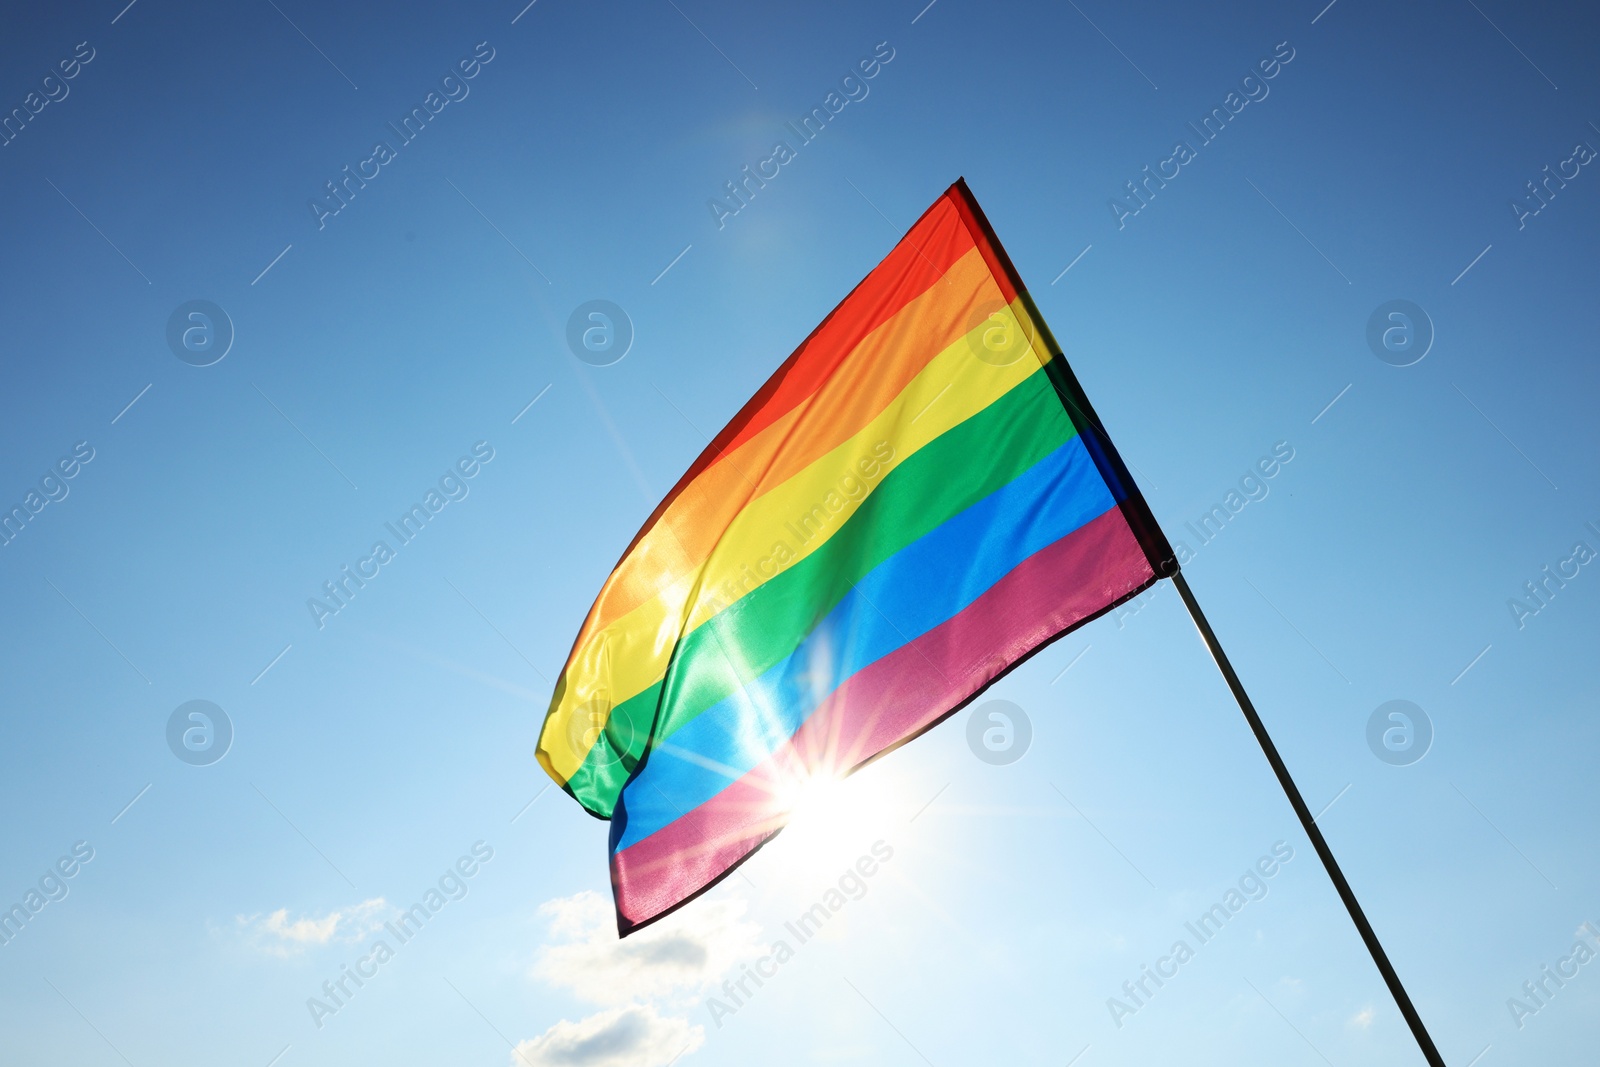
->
(610, 506), (1153, 930)
(610, 189), (979, 564)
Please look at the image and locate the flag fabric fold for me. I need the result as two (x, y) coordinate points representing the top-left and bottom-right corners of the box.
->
(538, 179), (1174, 934)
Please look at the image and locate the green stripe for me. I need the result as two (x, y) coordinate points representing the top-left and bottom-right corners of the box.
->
(563, 367), (1075, 815)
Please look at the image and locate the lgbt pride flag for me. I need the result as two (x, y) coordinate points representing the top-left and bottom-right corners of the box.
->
(539, 180), (1175, 934)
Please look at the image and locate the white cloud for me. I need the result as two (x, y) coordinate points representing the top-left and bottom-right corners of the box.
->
(510, 1005), (702, 1067)
(239, 898), (388, 956)
(515, 890), (761, 1067)
(533, 891), (760, 1005)
(1348, 1006), (1376, 1030)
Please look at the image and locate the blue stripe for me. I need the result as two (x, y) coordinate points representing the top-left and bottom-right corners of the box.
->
(612, 433), (1115, 852)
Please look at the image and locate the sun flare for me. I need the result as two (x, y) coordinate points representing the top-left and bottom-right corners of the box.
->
(767, 762), (901, 876)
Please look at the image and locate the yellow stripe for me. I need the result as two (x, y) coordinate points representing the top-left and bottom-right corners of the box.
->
(541, 296), (1049, 782)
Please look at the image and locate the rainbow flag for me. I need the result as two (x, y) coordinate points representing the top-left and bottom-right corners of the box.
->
(539, 180), (1174, 934)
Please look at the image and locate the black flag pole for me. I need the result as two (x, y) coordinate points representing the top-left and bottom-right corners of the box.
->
(950, 177), (1445, 1062)
(1170, 571), (1448, 1067)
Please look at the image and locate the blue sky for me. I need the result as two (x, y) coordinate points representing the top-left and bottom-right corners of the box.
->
(1, 0), (1597, 1064)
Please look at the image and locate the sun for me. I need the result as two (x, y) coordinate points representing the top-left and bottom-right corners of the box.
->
(769, 762), (899, 875)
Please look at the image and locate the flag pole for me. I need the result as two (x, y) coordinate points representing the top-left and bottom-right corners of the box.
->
(1169, 571), (1447, 1067)
(951, 176), (1444, 1060)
